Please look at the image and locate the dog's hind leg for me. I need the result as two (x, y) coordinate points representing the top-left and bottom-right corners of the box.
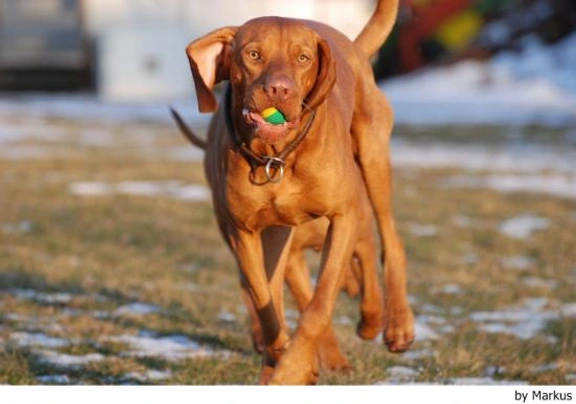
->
(354, 236), (384, 340)
(351, 90), (414, 353)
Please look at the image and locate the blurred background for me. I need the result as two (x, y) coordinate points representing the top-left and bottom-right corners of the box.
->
(0, 0), (574, 106)
(1, 0), (576, 386)
(0, 0), (575, 125)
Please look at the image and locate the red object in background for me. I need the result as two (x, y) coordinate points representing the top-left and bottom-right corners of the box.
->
(399, 0), (473, 71)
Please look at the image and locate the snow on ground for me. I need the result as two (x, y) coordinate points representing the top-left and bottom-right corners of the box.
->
(9, 332), (71, 349)
(469, 298), (564, 341)
(114, 303), (162, 317)
(393, 141), (576, 174)
(11, 289), (73, 305)
(498, 215), (551, 239)
(69, 180), (210, 202)
(501, 256), (536, 271)
(441, 173), (576, 200)
(125, 370), (173, 382)
(36, 350), (106, 369)
(381, 33), (576, 126)
(0, 93), (207, 126)
(375, 375), (528, 385)
(36, 375), (71, 384)
(107, 332), (233, 361)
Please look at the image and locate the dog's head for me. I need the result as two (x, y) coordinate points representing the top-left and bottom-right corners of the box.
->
(186, 17), (336, 145)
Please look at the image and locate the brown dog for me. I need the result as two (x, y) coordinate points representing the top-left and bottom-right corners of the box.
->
(171, 111), (384, 362)
(179, 0), (414, 384)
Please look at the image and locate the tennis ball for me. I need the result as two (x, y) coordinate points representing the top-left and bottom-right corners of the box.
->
(261, 107), (286, 125)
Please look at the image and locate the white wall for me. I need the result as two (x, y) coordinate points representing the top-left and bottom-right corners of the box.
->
(83, 0), (374, 39)
(83, 0), (374, 101)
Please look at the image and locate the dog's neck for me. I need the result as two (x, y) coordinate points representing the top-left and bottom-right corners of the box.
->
(224, 84), (317, 183)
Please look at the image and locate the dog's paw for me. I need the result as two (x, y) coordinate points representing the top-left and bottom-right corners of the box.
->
(356, 309), (384, 340)
(318, 329), (350, 371)
(383, 305), (415, 353)
(319, 346), (350, 371)
(269, 354), (319, 385)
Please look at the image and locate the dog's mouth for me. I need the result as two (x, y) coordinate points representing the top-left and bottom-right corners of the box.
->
(242, 109), (301, 145)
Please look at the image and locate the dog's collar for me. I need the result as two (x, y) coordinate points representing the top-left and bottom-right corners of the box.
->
(224, 84), (316, 184)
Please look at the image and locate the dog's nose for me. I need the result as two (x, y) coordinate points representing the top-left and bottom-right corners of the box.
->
(265, 75), (295, 101)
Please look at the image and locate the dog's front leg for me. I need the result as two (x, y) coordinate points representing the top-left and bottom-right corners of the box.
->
(269, 214), (357, 385)
(232, 226), (294, 384)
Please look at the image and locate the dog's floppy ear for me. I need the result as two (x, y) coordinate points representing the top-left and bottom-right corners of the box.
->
(186, 27), (238, 112)
(305, 37), (336, 110)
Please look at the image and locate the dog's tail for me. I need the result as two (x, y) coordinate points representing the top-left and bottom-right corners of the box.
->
(354, 0), (399, 59)
(169, 107), (207, 150)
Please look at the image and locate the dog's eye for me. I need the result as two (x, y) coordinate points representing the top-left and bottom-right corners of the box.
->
(297, 54), (311, 64)
(247, 50), (260, 60)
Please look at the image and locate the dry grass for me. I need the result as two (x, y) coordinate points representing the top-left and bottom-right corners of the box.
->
(0, 116), (575, 385)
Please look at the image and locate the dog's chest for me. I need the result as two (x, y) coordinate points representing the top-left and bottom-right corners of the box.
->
(227, 176), (330, 230)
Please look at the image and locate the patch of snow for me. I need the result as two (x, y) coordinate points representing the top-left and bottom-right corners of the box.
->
(175, 185), (212, 201)
(470, 298), (559, 340)
(561, 303), (576, 318)
(69, 180), (209, 202)
(11, 289), (73, 305)
(381, 33), (576, 126)
(114, 303), (161, 316)
(401, 349), (435, 361)
(334, 316), (353, 326)
(125, 370), (173, 382)
(501, 256), (536, 270)
(92, 311), (111, 319)
(485, 366), (506, 377)
(420, 303), (442, 314)
(286, 319), (298, 331)
(414, 319), (440, 341)
(284, 309), (299, 319)
(107, 332), (233, 361)
(408, 223), (438, 237)
(521, 277), (558, 289)
(447, 377), (528, 385)
(435, 284), (464, 295)
(36, 375), (71, 384)
(2, 220), (34, 234)
(36, 350), (105, 368)
(532, 363), (559, 374)
(0, 120), (68, 144)
(462, 252), (479, 265)
(499, 215), (550, 239)
(394, 141), (576, 174)
(217, 311), (237, 322)
(452, 214), (472, 228)
(0, 94), (209, 126)
(386, 366), (420, 382)
(450, 306), (464, 315)
(442, 174), (576, 200)
(178, 282), (201, 292)
(9, 332), (70, 349)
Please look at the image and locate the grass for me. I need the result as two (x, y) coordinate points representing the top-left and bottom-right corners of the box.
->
(0, 115), (575, 385)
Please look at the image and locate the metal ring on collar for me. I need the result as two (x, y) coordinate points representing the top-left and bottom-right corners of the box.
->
(264, 156), (285, 183)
